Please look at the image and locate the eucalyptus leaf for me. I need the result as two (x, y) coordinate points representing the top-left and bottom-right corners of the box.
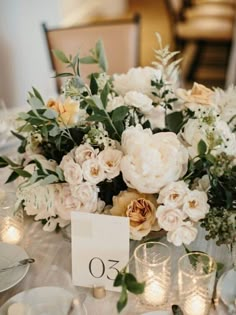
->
(114, 272), (123, 287)
(52, 49), (70, 64)
(101, 82), (109, 108)
(79, 56), (97, 64)
(117, 285), (128, 313)
(5, 171), (19, 184)
(90, 74), (98, 95)
(13, 168), (31, 178)
(111, 106), (129, 122)
(40, 174), (59, 185)
(18, 112), (30, 120)
(54, 73), (74, 78)
(32, 87), (45, 105)
(96, 40), (108, 72)
(43, 109), (58, 119)
(28, 96), (44, 110)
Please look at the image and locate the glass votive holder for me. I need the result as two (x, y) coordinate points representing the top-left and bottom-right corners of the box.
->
(0, 192), (24, 244)
(178, 252), (217, 315)
(134, 242), (171, 307)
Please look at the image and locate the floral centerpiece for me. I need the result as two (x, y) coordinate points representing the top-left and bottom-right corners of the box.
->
(0, 34), (235, 248)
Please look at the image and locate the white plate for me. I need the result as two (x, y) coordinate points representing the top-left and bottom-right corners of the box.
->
(0, 242), (30, 292)
(216, 268), (236, 308)
(141, 312), (171, 315)
(0, 286), (73, 315)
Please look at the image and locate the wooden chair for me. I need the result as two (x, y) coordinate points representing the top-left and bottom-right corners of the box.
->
(42, 14), (141, 92)
(165, 0), (235, 84)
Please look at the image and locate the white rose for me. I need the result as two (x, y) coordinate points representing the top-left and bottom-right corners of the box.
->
(56, 184), (77, 220)
(183, 190), (209, 222)
(167, 221), (198, 246)
(157, 205), (184, 231)
(61, 159), (83, 185)
(124, 91), (153, 113)
(59, 154), (74, 169)
(98, 148), (123, 180)
(82, 158), (105, 184)
(157, 181), (189, 208)
(113, 67), (162, 97)
(107, 95), (125, 113)
(71, 182), (98, 213)
(74, 144), (98, 165)
(121, 125), (188, 193)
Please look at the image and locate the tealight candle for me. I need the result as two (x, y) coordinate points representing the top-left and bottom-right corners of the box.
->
(144, 278), (166, 306)
(1, 222), (23, 244)
(184, 293), (207, 315)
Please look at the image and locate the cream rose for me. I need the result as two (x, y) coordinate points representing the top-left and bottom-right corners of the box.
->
(74, 144), (98, 165)
(156, 205), (184, 231)
(71, 182), (99, 213)
(121, 125), (188, 193)
(157, 181), (189, 208)
(110, 190), (158, 240)
(124, 91), (153, 113)
(167, 221), (198, 246)
(113, 67), (162, 97)
(176, 82), (214, 106)
(61, 159), (83, 185)
(183, 190), (209, 222)
(56, 184), (77, 220)
(98, 148), (123, 180)
(82, 158), (105, 184)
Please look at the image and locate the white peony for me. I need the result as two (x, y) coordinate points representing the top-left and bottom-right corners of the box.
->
(71, 182), (99, 213)
(167, 221), (198, 246)
(98, 148), (123, 180)
(157, 181), (189, 208)
(82, 158), (105, 184)
(157, 205), (185, 231)
(106, 95), (125, 113)
(124, 91), (153, 113)
(61, 159), (83, 185)
(113, 67), (162, 98)
(121, 125), (188, 193)
(183, 190), (209, 222)
(74, 144), (98, 165)
(144, 106), (166, 129)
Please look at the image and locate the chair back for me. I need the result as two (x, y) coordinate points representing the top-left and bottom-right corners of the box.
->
(43, 15), (140, 92)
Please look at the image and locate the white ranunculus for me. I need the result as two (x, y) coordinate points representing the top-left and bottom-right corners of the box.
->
(183, 190), (209, 222)
(56, 184), (77, 221)
(74, 144), (98, 165)
(98, 148), (123, 180)
(121, 125), (188, 193)
(144, 106), (166, 129)
(61, 159), (83, 185)
(113, 67), (162, 97)
(157, 205), (184, 231)
(71, 182), (99, 213)
(124, 91), (153, 113)
(167, 221), (198, 246)
(157, 181), (189, 208)
(106, 95), (125, 113)
(82, 158), (105, 184)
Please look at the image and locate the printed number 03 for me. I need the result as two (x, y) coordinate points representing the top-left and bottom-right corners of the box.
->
(89, 257), (119, 281)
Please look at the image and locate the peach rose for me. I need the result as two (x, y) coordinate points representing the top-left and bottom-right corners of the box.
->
(176, 82), (213, 106)
(47, 97), (80, 126)
(110, 190), (159, 240)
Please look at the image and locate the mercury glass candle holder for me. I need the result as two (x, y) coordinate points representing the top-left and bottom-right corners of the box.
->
(0, 192), (24, 244)
(178, 252), (217, 315)
(134, 242), (171, 307)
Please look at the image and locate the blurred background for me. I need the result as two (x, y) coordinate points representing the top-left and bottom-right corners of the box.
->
(0, 0), (235, 109)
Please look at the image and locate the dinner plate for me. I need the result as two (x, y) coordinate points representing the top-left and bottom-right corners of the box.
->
(141, 312), (172, 315)
(216, 268), (236, 309)
(0, 242), (30, 292)
(0, 286), (73, 315)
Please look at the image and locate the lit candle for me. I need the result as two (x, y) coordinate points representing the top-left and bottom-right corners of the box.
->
(184, 293), (207, 315)
(144, 278), (166, 306)
(1, 224), (23, 244)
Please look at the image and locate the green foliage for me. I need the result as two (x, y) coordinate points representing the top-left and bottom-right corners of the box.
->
(114, 268), (145, 313)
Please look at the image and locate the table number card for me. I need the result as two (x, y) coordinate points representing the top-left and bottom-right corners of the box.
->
(71, 212), (129, 292)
